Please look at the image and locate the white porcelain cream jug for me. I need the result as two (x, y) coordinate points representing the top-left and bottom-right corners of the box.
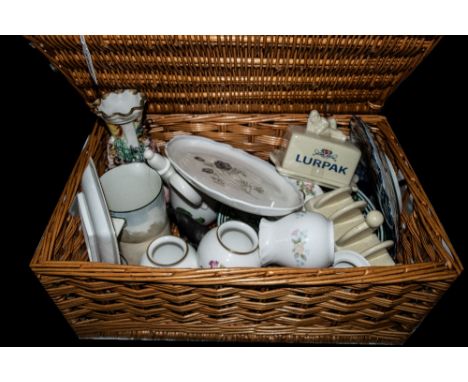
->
(259, 211), (334, 268)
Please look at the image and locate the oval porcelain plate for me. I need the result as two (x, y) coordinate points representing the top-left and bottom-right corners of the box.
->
(166, 136), (303, 216)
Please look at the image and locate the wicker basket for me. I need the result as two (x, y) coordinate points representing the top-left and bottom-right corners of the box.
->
(28, 35), (463, 344)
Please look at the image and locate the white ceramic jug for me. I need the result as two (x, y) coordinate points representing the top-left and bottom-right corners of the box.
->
(259, 212), (334, 268)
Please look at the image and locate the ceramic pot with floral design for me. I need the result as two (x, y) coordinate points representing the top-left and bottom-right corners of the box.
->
(259, 212), (334, 268)
(93, 89), (149, 165)
(198, 220), (260, 268)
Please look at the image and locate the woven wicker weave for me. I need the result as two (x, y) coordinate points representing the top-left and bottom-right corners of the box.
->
(29, 35), (438, 114)
(28, 36), (462, 344)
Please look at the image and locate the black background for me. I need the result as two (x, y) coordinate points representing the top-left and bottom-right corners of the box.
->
(4, 35), (466, 346)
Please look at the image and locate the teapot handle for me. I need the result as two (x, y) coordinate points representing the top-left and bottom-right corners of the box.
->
(169, 173), (202, 206)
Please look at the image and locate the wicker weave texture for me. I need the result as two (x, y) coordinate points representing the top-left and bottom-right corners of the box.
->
(30, 114), (461, 344)
(27, 36), (439, 114)
(40, 274), (451, 344)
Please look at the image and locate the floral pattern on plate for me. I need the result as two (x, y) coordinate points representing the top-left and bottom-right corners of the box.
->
(195, 156), (265, 197)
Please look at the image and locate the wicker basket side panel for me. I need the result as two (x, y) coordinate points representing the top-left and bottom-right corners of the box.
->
(373, 119), (462, 272)
(31, 122), (108, 265)
(38, 274), (450, 344)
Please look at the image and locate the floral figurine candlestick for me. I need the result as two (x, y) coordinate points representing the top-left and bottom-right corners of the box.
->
(93, 89), (149, 166)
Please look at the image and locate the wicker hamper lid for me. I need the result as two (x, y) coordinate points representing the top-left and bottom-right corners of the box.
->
(27, 35), (439, 114)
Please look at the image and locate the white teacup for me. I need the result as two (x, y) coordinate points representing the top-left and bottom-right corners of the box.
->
(140, 236), (199, 268)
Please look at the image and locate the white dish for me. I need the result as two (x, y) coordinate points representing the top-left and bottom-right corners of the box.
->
(333, 250), (370, 268)
(383, 154), (403, 213)
(76, 192), (99, 262)
(80, 159), (121, 264)
(166, 136), (303, 216)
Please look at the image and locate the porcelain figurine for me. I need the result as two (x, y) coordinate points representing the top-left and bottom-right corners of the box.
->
(140, 235), (199, 268)
(94, 89), (149, 165)
(198, 220), (260, 268)
(259, 211), (334, 268)
(306, 110), (346, 141)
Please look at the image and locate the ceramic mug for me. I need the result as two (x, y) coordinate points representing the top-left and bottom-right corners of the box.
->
(100, 163), (170, 262)
(259, 212), (335, 268)
(140, 236), (199, 268)
(198, 220), (260, 268)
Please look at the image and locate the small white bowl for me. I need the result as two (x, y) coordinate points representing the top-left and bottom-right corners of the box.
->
(141, 235), (199, 268)
(198, 220), (260, 268)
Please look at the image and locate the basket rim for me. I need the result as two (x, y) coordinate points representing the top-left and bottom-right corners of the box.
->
(30, 258), (460, 286)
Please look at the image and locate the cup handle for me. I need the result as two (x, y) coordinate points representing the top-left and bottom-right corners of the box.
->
(169, 173), (202, 206)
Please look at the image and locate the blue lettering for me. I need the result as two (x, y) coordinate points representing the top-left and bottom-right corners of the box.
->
(296, 153), (348, 176)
